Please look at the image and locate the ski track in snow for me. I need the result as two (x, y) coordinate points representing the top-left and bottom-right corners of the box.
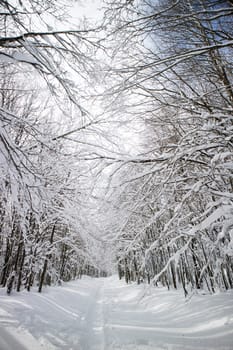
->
(0, 276), (233, 350)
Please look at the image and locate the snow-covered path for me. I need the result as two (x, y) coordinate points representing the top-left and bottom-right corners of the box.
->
(0, 276), (233, 350)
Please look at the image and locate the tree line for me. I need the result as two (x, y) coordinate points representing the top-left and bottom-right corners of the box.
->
(0, 0), (107, 293)
(101, 0), (233, 296)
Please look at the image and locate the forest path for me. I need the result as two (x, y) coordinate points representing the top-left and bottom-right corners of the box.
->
(79, 279), (106, 350)
(0, 276), (233, 350)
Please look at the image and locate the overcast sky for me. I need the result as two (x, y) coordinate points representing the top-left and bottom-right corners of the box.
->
(70, 0), (103, 23)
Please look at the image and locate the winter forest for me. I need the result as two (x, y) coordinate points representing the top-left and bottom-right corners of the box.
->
(1, 0), (233, 296)
(0, 1), (233, 347)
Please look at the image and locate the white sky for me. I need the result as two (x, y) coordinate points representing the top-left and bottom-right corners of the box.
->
(70, 0), (103, 22)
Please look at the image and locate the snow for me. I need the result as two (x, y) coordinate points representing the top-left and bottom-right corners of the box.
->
(0, 276), (233, 350)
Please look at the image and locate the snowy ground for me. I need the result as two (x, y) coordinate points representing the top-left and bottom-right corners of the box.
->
(0, 276), (233, 350)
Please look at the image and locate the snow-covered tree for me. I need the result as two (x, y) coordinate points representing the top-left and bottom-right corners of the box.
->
(0, 0), (108, 293)
(101, 0), (233, 294)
